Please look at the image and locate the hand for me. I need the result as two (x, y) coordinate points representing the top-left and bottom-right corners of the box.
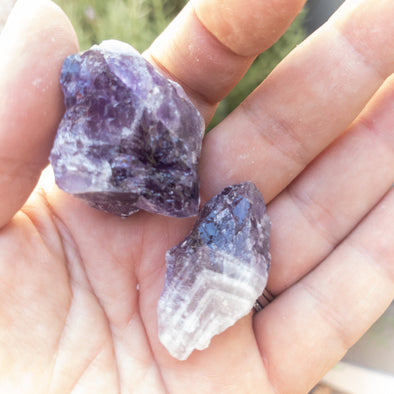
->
(0, 0), (393, 393)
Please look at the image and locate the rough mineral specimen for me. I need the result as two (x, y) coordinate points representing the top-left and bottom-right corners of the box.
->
(158, 182), (271, 360)
(50, 40), (204, 217)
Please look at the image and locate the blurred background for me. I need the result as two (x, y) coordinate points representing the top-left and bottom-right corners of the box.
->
(0, 0), (393, 393)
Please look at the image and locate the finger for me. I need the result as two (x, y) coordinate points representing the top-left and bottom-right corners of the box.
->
(145, 0), (306, 122)
(254, 188), (394, 394)
(0, 0), (78, 228)
(267, 74), (394, 295)
(199, 0), (394, 201)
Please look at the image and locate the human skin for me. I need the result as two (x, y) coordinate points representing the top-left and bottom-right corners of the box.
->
(0, 0), (393, 393)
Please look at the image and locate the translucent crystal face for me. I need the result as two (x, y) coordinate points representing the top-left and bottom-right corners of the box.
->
(50, 40), (204, 217)
(158, 182), (271, 360)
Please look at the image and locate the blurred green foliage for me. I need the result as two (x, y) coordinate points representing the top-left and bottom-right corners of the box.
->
(54, 0), (186, 52)
(54, 0), (306, 128)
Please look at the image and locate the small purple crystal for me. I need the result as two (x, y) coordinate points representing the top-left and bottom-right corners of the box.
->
(158, 182), (271, 360)
(50, 40), (204, 217)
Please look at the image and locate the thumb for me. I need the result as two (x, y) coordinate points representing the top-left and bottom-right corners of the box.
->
(0, 0), (78, 228)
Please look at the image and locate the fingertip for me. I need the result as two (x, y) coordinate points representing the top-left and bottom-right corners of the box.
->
(194, 0), (306, 56)
(146, 0), (306, 122)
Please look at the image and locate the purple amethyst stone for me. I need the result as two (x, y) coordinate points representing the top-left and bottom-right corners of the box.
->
(158, 181), (271, 360)
(50, 40), (204, 217)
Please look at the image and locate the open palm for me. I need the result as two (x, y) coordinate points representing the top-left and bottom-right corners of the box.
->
(0, 0), (393, 393)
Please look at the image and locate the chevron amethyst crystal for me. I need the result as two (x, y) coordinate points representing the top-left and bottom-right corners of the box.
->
(158, 182), (271, 360)
(50, 40), (204, 217)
